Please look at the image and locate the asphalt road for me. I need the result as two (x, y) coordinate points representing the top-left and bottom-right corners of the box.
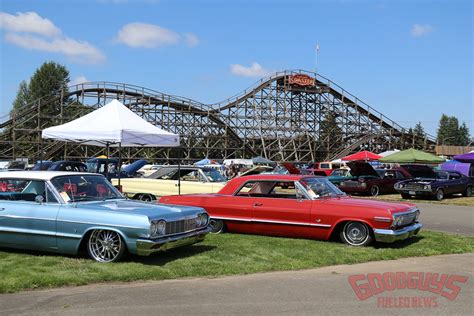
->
(412, 202), (473, 236)
(0, 253), (472, 315)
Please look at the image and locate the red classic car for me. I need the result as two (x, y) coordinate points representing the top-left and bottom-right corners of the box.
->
(159, 175), (422, 246)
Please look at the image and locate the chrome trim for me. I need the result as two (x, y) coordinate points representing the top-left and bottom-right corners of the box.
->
(57, 218), (145, 230)
(136, 226), (211, 256)
(391, 208), (420, 228)
(373, 223), (422, 243)
(211, 216), (331, 228)
(374, 217), (391, 222)
(393, 207), (419, 217)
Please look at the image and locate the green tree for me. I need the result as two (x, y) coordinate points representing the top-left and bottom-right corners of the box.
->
(319, 112), (343, 151)
(28, 61), (70, 117)
(12, 81), (31, 113)
(413, 121), (425, 138)
(457, 122), (470, 146)
(437, 114), (471, 145)
(437, 114), (450, 144)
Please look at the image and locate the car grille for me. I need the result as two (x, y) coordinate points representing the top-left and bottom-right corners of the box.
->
(166, 218), (198, 235)
(394, 209), (419, 228)
(403, 183), (424, 190)
(342, 181), (361, 187)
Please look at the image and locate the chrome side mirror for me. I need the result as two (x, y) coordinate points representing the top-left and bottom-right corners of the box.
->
(35, 195), (44, 204)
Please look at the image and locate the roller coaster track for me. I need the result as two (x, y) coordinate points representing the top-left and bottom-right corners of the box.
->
(0, 70), (435, 162)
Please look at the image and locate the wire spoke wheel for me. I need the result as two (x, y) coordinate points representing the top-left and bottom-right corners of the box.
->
(87, 230), (125, 262)
(341, 221), (373, 246)
(209, 219), (224, 233)
(370, 185), (380, 196)
(435, 189), (444, 201)
(140, 194), (153, 202)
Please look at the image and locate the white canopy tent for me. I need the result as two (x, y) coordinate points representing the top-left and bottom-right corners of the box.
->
(42, 99), (179, 147)
(42, 99), (180, 187)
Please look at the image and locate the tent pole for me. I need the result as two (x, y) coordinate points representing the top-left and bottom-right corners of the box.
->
(177, 147), (181, 195)
(105, 142), (109, 180)
(118, 142), (122, 188)
(39, 137), (43, 170)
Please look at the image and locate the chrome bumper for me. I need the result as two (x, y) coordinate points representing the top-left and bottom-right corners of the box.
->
(136, 227), (212, 256)
(373, 223), (422, 243)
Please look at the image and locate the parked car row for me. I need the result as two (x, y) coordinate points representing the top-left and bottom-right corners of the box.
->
(0, 172), (422, 263)
(316, 162), (473, 201)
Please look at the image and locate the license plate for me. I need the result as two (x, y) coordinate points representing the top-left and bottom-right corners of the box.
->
(409, 191), (416, 195)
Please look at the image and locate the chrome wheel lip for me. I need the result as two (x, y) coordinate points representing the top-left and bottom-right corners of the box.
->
(436, 189), (444, 200)
(370, 185), (379, 196)
(88, 230), (122, 263)
(209, 219), (224, 233)
(343, 222), (369, 246)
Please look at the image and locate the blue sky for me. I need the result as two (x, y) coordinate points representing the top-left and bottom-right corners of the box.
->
(0, 0), (472, 136)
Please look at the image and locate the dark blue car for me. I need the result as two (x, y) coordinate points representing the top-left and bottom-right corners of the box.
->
(395, 166), (473, 200)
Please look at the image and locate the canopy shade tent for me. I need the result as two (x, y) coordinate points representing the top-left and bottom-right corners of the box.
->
(341, 151), (382, 161)
(378, 149), (400, 157)
(42, 99), (179, 147)
(379, 148), (445, 164)
(251, 156), (276, 166)
(42, 99), (180, 188)
(453, 152), (474, 163)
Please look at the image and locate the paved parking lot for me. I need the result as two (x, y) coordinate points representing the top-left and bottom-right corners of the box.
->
(413, 202), (473, 236)
(0, 253), (472, 315)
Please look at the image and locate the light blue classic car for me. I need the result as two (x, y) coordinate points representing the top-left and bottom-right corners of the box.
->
(0, 171), (211, 262)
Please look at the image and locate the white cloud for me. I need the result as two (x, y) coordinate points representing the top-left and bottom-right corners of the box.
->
(0, 11), (61, 37)
(411, 24), (434, 37)
(1, 11), (106, 64)
(230, 62), (272, 77)
(183, 33), (199, 47)
(71, 75), (89, 86)
(115, 22), (180, 48)
(115, 22), (199, 48)
(5, 33), (105, 64)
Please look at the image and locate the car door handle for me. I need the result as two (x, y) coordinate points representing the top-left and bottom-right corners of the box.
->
(0, 208), (4, 211)
(254, 203), (263, 207)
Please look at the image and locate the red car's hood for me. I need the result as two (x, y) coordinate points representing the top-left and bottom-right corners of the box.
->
(320, 196), (414, 213)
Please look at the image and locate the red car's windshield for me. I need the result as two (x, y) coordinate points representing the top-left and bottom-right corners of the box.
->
(300, 177), (345, 199)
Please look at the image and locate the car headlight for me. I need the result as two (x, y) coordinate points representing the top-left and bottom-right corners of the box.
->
(392, 216), (402, 228)
(200, 213), (209, 226)
(360, 182), (367, 187)
(150, 222), (158, 236)
(415, 210), (420, 221)
(157, 220), (166, 235)
(423, 185), (431, 190)
(195, 216), (202, 227)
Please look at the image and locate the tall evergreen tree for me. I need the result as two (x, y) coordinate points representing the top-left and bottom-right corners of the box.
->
(437, 114), (450, 144)
(458, 122), (470, 146)
(413, 121), (425, 138)
(320, 112), (343, 151)
(28, 61), (70, 117)
(437, 114), (471, 145)
(12, 81), (31, 113)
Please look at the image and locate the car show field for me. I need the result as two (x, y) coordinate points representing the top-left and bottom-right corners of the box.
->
(0, 229), (473, 294)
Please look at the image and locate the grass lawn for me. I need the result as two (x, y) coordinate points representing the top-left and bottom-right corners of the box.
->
(354, 194), (474, 207)
(0, 230), (473, 294)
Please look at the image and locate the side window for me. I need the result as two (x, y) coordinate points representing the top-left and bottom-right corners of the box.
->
(269, 182), (301, 199)
(0, 179), (45, 202)
(396, 171), (405, 179)
(45, 186), (59, 203)
(449, 173), (460, 180)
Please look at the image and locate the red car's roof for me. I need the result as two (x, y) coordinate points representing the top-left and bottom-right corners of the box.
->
(219, 174), (320, 194)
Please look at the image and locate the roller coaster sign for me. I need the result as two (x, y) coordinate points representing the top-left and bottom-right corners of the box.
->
(288, 74), (315, 87)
